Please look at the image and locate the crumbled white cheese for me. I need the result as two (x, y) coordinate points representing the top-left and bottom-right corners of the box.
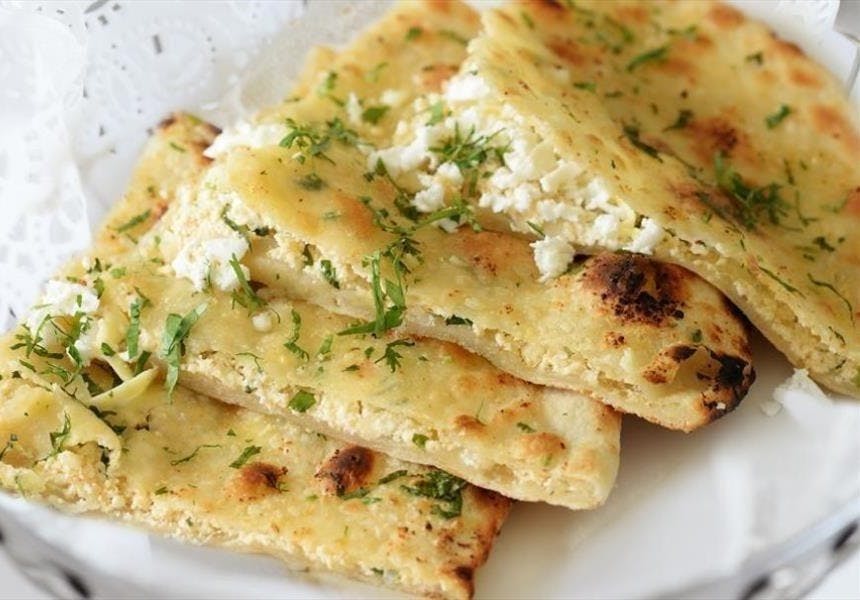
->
(412, 181), (446, 212)
(26, 280), (100, 331)
(204, 121), (288, 158)
(531, 236), (575, 282)
(171, 235), (250, 292)
(539, 161), (584, 194)
(380, 88), (407, 108)
(624, 217), (664, 254)
(252, 312), (274, 333)
(72, 317), (98, 365)
(435, 162), (463, 187)
(444, 73), (491, 102)
(345, 92), (363, 126)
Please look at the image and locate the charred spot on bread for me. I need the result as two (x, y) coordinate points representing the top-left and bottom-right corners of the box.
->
(583, 253), (688, 326)
(231, 462), (287, 501)
(316, 445), (375, 496)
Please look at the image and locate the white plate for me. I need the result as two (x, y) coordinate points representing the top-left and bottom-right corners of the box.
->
(0, 1), (858, 598)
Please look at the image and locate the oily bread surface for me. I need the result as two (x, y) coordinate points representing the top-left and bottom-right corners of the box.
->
(470, 0), (859, 396)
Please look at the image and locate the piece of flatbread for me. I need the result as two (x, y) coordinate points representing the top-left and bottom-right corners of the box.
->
(378, 0), (859, 397)
(0, 115), (513, 600)
(45, 112), (620, 510)
(195, 0), (756, 431)
(0, 350), (509, 600)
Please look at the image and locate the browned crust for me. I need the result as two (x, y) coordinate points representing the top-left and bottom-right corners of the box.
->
(315, 445), (375, 496)
(581, 253), (688, 326)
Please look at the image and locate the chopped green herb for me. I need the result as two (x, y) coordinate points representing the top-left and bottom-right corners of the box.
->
(320, 259), (340, 289)
(0, 434), (18, 461)
(301, 244), (314, 267)
(220, 204), (250, 241)
(297, 173), (325, 190)
(405, 26), (423, 41)
(430, 123), (508, 174)
(745, 51), (764, 65)
(134, 350), (151, 376)
(759, 265), (803, 296)
(573, 81), (596, 92)
(169, 142), (186, 153)
(626, 45), (668, 72)
(412, 433), (429, 448)
(516, 422), (536, 433)
(375, 339), (415, 373)
(229, 445), (262, 468)
(229, 255), (267, 312)
(109, 267), (126, 279)
(664, 109), (693, 131)
(439, 29), (468, 45)
(154, 486), (169, 495)
(279, 117), (358, 165)
(520, 10), (535, 28)
(426, 101), (445, 126)
(288, 389), (316, 413)
(100, 342), (116, 357)
(343, 364), (360, 372)
(284, 309), (309, 361)
(371, 568), (384, 576)
(362, 105), (390, 125)
(160, 304), (207, 396)
(714, 153), (790, 230)
(401, 469), (467, 519)
(364, 62), (388, 83)
(807, 274), (854, 324)
(379, 469), (408, 485)
(691, 329), (703, 343)
(444, 315), (473, 326)
(126, 297), (144, 360)
(526, 221), (546, 238)
(765, 104), (791, 129)
(170, 444), (220, 466)
(46, 413), (72, 460)
(114, 210), (151, 234)
(622, 123), (662, 160)
(341, 487), (370, 500)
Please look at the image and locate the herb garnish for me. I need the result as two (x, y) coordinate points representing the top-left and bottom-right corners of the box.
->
(126, 297), (145, 360)
(714, 153), (790, 230)
(375, 339), (415, 372)
(516, 422), (535, 433)
(807, 274), (854, 324)
(745, 51), (764, 65)
(401, 469), (467, 519)
(573, 81), (597, 93)
(379, 469), (408, 484)
(114, 210), (151, 234)
(288, 389), (316, 413)
(626, 45), (668, 72)
(279, 117), (359, 165)
(444, 315), (473, 326)
(622, 123), (662, 160)
(170, 444), (220, 466)
(160, 304), (207, 396)
(405, 26), (422, 41)
(297, 173), (326, 190)
(284, 309), (309, 361)
(412, 433), (429, 448)
(229, 445), (262, 468)
(664, 109), (693, 131)
(765, 104), (792, 129)
(362, 105), (390, 125)
(46, 413), (72, 460)
(229, 255), (267, 312)
(759, 265), (803, 296)
(439, 29), (468, 46)
(0, 434), (18, 461)
(320, 259), (340, 289)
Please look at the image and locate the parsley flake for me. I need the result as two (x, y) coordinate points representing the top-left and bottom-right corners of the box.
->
(288, 390), (316, 413)
(229, 445), (262, 468)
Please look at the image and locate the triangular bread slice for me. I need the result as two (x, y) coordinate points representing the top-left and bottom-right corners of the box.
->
(0, 114), (511, 600)
(370, 0), (859, 398)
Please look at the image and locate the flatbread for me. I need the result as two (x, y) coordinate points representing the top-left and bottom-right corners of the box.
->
(0, 115), (511, 600)
(389, 0), (859, 397)
(194, 0), (756, 431)
(52, 113), (622, 509)
(0, 350), (509, 600)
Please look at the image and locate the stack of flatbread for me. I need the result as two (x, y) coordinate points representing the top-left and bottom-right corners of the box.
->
(1, 1), (856, 597)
